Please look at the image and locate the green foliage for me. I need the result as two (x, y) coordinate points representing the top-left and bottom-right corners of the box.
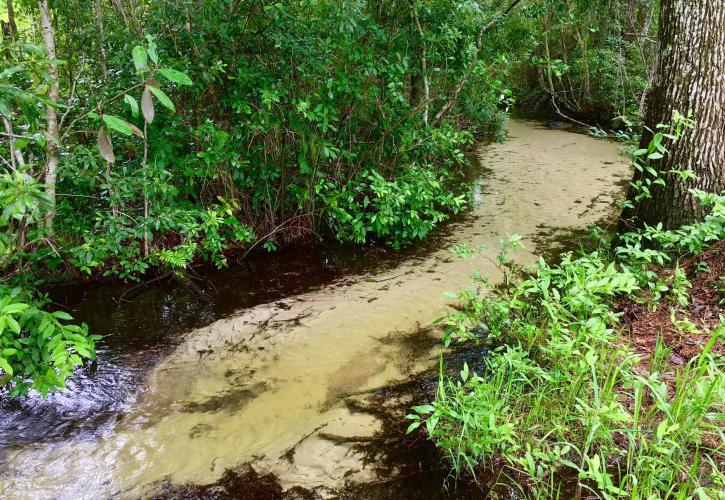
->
(0, 0), (672, 399)
(411, 201), (725, 497)
(0, 286), (100, 398)
(323, 164), (467, 249)
(512, 0), (654, 126)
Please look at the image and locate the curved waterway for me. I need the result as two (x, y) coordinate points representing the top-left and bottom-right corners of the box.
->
(0, 120), (631, 498)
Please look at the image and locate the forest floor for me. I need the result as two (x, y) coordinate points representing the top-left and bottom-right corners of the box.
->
(616, 240), (724, 373)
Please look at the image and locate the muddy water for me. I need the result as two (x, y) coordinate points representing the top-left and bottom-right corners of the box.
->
(0, 120), (631, 498)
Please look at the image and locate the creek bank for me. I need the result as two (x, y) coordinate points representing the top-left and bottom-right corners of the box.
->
(0, 119), (632, 498)
(408, 205), (724, 498)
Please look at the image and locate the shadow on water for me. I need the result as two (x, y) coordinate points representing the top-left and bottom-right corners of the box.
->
(150, 338), (508, 500)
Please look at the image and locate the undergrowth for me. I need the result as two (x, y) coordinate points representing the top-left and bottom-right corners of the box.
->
(409, 191), (724, 498)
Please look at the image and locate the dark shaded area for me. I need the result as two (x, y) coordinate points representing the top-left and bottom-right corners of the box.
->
(179, 382), (271, 414)
(153, 465), (285, 500)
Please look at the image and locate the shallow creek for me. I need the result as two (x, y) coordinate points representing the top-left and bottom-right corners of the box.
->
(0, 120), (631, 498)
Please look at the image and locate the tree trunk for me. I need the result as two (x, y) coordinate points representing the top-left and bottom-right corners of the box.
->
(95, 0), (108, 82)
(38, 0), (60, 233)
(621, 0), (725, 230)
(5, 0), (17, 39)
(411, 1), (429, 125)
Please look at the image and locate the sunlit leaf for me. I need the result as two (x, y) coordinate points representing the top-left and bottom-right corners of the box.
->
(102, 115), (133, 136)
(124, 94), (139, 118)
(132, 46), (148, 72)
(148, 85), (175, 112)
(158, 68), (192, 86)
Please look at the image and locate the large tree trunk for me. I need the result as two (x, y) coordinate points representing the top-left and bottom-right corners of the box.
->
(38, 0), (60, 233)
(621, 0), (725, 230)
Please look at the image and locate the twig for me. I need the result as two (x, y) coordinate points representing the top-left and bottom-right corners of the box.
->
(279, 423), (328, 463)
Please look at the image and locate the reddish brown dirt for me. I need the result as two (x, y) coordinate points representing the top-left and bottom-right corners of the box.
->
(615, 240), (724, 371)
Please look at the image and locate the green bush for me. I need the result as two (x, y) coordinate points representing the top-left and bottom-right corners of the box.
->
(0, 287), (100, 398)
(323, 164), (467, 249)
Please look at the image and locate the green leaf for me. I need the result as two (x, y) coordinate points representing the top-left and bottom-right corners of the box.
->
(6, 316), (20, 334)
(51, 311), (74, 321)
(1, 303), (29, 315)
(411, 404), (435, 414)
(406, 421), (421, 434)
(102, 115), (133, 136)
(148, 86), (176, 112)
(0, 357), (13, 376)
(158, 68), (192, 86)
(132, 46), (148, 72)
(124, 94), (139, 118)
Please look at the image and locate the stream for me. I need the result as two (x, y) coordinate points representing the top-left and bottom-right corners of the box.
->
(0, 120), (631, 499)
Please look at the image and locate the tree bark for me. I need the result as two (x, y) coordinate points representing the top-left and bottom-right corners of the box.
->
(95, 0), (108, 82)
(38, 0), (61, 233)
(621, 0), (725, 230)
(4, 0), (17, 39)
(411, 1), (429, 125)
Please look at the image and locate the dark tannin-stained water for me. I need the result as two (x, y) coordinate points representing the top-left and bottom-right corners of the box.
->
(0, 120), (631, 498)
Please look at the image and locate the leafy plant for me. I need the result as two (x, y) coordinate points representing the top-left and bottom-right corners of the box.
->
(0, 287), (100, 397)
(411, 158), (725, 496)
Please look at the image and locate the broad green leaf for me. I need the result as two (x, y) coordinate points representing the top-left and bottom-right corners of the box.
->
(1, 303), (29, 315)
(102, 115), (133, 136)
(124, 94), (139, 118)
(148, 86), (175, 112)
(51, 311), (74, 321)
(158, 68), (192, 86)
(132, 46), (148, 72)
(0, 357), (13, 376)
(6, 316), (20, 334)
(406, 421), (421, 434)
(145, 34), (159, 64)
